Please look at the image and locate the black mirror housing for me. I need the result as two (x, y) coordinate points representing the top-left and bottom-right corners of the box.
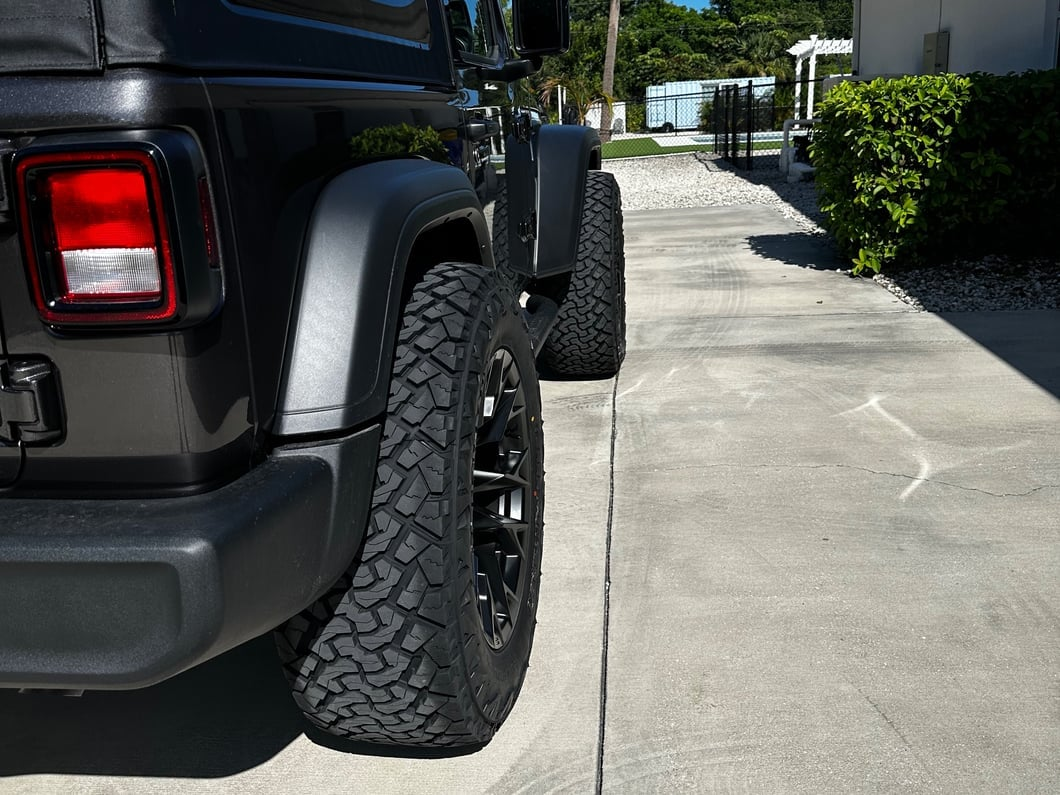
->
(512, 0), (570, 56)
(478, 58), (538, 82)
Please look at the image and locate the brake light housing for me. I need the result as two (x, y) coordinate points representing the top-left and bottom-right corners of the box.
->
(14, 132), (222, 330)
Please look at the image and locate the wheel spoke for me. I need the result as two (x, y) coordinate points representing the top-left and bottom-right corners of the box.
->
(481, 352), (509, 419)
(499, 524), (527, 560)
(474, 504), (527, 533)
(479, 388), (523, 446)
(474, 509), (526, 556)
(472, 467), (529, 494)
(474, 570), (498, 645)
(475, 544), (515, 646)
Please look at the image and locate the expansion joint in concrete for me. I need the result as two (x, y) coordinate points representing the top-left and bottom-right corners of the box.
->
(594, 375), (620, 795)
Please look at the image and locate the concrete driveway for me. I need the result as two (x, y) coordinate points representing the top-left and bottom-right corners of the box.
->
(2, 205), (1058, 793)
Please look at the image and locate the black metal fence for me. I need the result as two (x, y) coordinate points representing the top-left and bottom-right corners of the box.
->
(712, 78), (818, 170)
(577, 77), (828, 170)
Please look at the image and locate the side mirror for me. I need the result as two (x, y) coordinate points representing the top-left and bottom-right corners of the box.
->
(512, 0), (570, 56)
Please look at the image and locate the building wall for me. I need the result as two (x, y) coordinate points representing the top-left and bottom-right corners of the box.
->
(854, 0), (1059, 76)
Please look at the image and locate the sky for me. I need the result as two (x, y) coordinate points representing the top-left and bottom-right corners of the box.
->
(675, 0), (714, 10)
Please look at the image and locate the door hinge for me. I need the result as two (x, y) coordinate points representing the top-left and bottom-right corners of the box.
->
(517, 210), (537, 243)
(0, 360), (64, 445)
(464, 115), (501, 143)
(514, 112), (533, 145)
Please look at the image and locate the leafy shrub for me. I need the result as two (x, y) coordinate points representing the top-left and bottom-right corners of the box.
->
(812, 70), (1060, 273)
(349, 123), (450, 164)
(626, 102), (646, 133)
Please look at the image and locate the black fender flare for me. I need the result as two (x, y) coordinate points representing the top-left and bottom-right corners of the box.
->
(534, 123), (601, 277)
(274, 159), (491, 436)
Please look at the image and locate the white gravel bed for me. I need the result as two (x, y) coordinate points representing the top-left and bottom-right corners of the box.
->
(869, 257), (1060, 312)
(602, 151), (828, 232)
(602, 152), (1059, 312)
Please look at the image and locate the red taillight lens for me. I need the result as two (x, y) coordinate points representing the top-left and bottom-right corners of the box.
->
(16, 150), (178, 325)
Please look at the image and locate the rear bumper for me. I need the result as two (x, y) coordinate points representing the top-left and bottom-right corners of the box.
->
(0, 425), (380, 690)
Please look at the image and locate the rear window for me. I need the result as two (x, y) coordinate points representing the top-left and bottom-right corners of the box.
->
(231, 0), (430, 44)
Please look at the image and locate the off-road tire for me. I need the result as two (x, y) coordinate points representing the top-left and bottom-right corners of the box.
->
(489, 185), (524, 299)
(276, 262), (544, 747)
(537, 170), (626, 379)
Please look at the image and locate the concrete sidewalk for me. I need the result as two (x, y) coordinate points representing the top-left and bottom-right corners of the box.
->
(2, 205), (1058, 793)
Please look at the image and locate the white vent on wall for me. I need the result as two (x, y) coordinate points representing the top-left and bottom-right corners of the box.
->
(923, 31), (950, 74)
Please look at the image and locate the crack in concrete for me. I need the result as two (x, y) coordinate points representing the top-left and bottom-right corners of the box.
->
(856, 685), (915, 750)
(851, 683), (938, 782)
(615, 461), (1059, 499)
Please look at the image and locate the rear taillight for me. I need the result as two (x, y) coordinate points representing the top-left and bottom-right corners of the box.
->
(16, 150), (178, 325)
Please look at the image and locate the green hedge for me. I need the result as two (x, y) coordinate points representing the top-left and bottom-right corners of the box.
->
(812, 70), (1060, 273)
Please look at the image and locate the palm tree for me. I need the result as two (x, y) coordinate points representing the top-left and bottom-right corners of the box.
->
(599, 0), (621, 141)
(722, 27), (793, 79)
(538, 76), (613, 127)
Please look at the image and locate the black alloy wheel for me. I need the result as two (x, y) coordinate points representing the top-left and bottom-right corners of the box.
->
(473, 348), (533, 650)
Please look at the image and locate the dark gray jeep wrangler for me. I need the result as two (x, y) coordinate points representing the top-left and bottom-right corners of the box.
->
(0, 0), (625, 747)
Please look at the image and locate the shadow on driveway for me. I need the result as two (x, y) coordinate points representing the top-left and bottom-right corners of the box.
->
(721, 153), (1059, 405)
(0, 632), (484, 779)
(747, 231), (844, 271)
(0, 634), (303, 778)
(940, 310), (1060, 402)
(746, 233), (1059, 404)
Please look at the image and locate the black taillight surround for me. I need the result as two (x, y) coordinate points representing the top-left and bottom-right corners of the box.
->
(12, 131), (223, 331)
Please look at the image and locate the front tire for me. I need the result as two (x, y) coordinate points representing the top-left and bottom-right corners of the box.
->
(276, 263), (544, 747)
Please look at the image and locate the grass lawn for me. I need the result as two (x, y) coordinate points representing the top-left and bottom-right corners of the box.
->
(602, 137), (782, 160)
(601, 139), (709, 159)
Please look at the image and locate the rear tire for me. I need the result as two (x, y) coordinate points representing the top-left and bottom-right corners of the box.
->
(276, 262), (544, 747)
(537, 170), (626, 379)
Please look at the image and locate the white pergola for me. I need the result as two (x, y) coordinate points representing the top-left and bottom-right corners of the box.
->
(787, 35), (853, 118)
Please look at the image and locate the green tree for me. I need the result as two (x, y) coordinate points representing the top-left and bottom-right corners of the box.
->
(719, 14), (793, 78)
(536, 0), (853, 109)
(538, 75), (612, 125)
